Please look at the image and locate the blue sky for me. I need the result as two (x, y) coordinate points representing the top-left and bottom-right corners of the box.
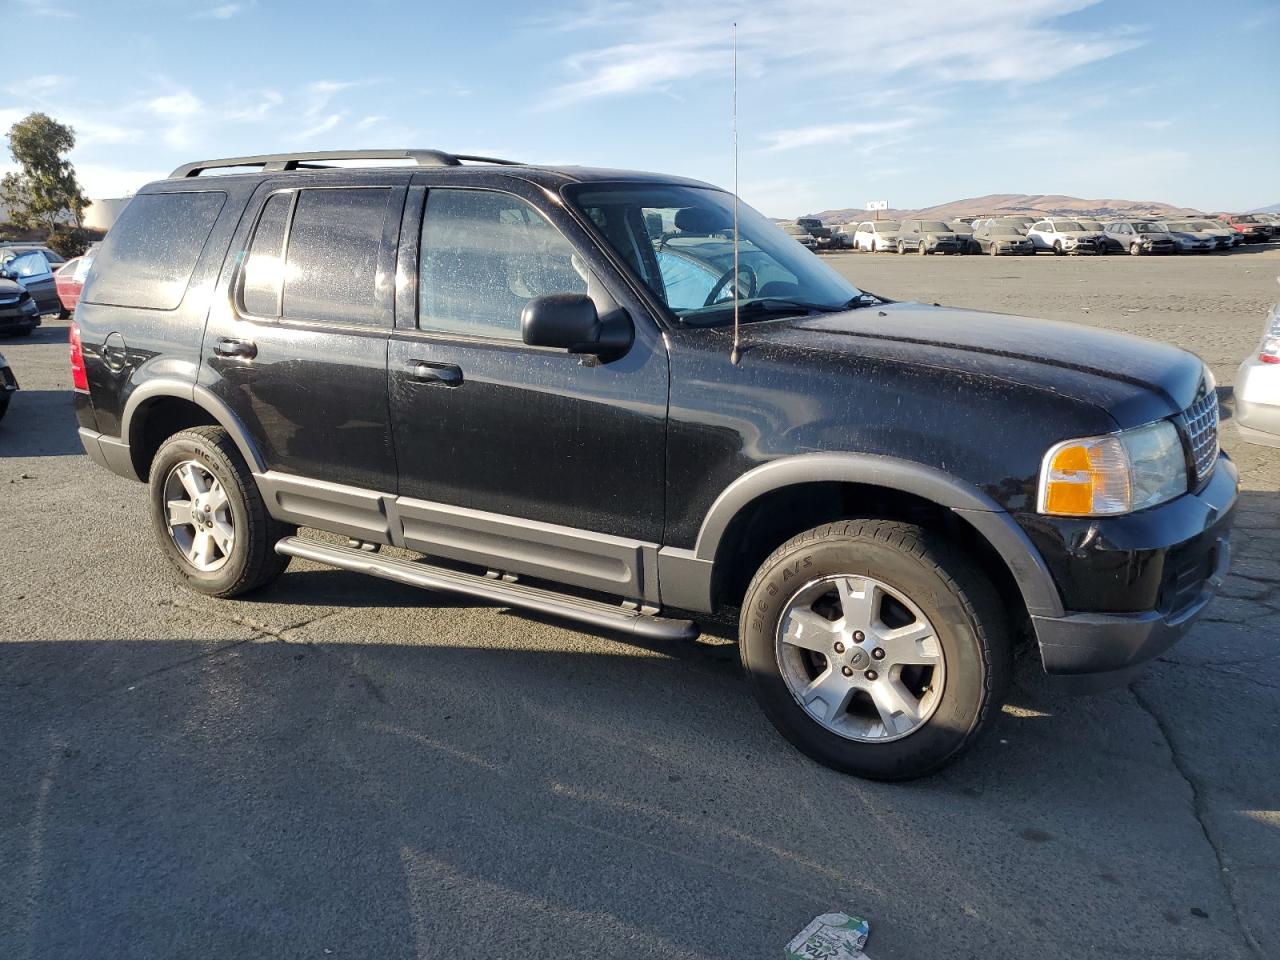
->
(3, 0), (1277, 216)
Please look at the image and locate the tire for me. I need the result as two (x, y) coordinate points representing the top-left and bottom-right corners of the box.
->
(897, 241), (905, 255)
(0, 394), (9, 422)
(148, 425), (294, 598)
(869, 241), (876, 254)
(1053, 240), (1063, 256)
(1130, 243), (1142, 256)
(58, 307), (71, 320)
(739, 519), (1011, 781)
(917, 240), (928, 255)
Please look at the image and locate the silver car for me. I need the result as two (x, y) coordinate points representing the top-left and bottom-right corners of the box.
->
(1160, 221), (1217, 253)
(1236, 301), (1280, 447)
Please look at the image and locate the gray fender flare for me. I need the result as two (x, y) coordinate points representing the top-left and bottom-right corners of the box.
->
(658, 452), (1064, 619)
(120, 378), (266, 478)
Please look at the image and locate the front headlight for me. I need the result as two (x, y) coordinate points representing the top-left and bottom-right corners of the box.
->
(1038, 420), (1187, 516)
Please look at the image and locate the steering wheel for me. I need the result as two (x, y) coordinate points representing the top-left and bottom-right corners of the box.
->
(704, 264), (758, 306)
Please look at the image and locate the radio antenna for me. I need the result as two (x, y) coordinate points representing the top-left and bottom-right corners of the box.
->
(729, 21), (742, 366)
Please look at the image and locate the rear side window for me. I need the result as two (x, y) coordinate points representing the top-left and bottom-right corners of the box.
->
(241, 192), (291, 317)
(86, 192), (226, 310)
(282, 187), (389, 325)
(419, 189), (587, 341)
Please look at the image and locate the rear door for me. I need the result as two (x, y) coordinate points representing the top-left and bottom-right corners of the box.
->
(202, 176), (406, 503)
(385, 178), (669, 598)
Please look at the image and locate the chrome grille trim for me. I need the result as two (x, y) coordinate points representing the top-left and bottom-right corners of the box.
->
(1183, 389), (1219, 483)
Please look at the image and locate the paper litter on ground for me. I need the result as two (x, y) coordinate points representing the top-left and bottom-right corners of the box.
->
(784, 912), (871, 959)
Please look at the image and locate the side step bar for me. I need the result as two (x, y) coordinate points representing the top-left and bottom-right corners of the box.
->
(275, 536), (700, 642)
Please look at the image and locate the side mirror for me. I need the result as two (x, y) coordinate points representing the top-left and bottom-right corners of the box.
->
(521, 293), (630, 359)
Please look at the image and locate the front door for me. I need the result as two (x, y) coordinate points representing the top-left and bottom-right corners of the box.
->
(387, 182), (668, 596)
(3, 250), (58, 314)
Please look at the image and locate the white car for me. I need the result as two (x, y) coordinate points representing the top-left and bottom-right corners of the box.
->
(851, 220), (901, 253)
(1236, 301), (1280, 447)
(1027, 219), (1103, 255)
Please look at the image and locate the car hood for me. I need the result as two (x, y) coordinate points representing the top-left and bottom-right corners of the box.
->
(752, 301), (1207, 425)
(0, 278), (24, 296)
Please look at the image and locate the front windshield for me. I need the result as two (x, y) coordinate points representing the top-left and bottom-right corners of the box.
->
(568, 184), (862, 325)
(950, 223), (973, 235)
(1167, 222), (1195, 231)
(992, 219), (1027, 233)
(1135, 222), (1169, 234)
(1192, 221), (1220, 230)
(1055, 221), (1085, 232)
(920, 221), (951, 233)
(1078, 220), (1103, 230)
(872, 221), (899, 232)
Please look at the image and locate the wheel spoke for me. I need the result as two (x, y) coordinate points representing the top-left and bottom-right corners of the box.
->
(834, 577), (878, 632)
(877, 620), (942, 666)
(176, 463), (207, 500)
(870, 677), (922, 737)
(780, 607), (840, 654)
(166, 499), (194, 528)
(801, 668), (857, 724)
(211, 517), (235, 557)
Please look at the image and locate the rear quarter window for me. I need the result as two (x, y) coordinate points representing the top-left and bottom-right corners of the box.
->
(84, 192), (226, 310)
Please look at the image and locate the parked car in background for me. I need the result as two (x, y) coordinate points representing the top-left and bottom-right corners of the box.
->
(0, 349), (16, 422)
(852, 220), (901, 253)
(1027, 219), (1103, 255)
(782, 222), (819, 249)
(971, 219), (1035, 256)
(0, 242), (66, 266)
(0, 269), (45, 336)
(1181, 220), (1239, 249)
(1236, 300), (1280, 447)
(1103, 220), (1176, 256)
(0, 248), (64, 316)
(795, 217), (836, 250)
(1161, 221), (1221, 253)
(896, 219), (962, 255)
(55, 251), (97, 314)
(1217, 214), (1272, 243)
(947, 221), (981, 254)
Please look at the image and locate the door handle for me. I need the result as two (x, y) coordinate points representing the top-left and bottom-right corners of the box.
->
(214, 337), (257, 360)
(406, 360), (462, 387)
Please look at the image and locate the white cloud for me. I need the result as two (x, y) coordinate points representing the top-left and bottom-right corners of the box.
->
(15, 0), (74, 19)
(542, 0), (1142, 106)
(760, 118), (916, 152)
(6, 75), (67, 99)
(74, 163), (169, 199)
(146, 90), (205, 118)
(192, 3), (244, 18)
(356, 115), (389, 130)
(294, 113), (344, 139)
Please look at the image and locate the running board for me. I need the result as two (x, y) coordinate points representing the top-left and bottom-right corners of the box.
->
(274, 536), (700, 642)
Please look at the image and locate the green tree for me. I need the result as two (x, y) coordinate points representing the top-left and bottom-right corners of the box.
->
(1, 112), (90, 233)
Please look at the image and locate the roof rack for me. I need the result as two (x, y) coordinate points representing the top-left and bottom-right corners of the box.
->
(169, 149), (523, 178)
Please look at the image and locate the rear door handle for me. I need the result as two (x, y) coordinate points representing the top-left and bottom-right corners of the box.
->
(214, 337), (257, 360)
(406, 360), (462, 387)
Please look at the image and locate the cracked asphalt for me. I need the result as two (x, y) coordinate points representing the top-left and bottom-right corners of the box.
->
(2, 250), (1278, 959)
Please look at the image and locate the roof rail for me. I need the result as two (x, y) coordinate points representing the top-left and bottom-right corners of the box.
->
(169, 149), (523, 178)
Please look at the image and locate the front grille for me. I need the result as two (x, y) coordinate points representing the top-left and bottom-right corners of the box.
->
(1183, 389), (1219, 483)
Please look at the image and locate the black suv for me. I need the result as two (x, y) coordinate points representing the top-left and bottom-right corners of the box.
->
(74, 149), (1236, 780)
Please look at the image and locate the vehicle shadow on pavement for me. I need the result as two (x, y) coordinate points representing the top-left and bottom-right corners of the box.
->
(0, 389), (83, 458)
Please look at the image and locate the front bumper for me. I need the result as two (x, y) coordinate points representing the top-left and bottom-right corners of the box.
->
(0, 302), (40, 331)
(1, 364), (17, 392)
(1024, 456), (1237, 688)
(926, 240), (961, 254)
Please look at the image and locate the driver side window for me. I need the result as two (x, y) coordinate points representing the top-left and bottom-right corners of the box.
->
(419, 189), (587, 340)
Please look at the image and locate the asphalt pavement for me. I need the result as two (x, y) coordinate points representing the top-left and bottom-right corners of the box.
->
(1, 250), (1277, 959)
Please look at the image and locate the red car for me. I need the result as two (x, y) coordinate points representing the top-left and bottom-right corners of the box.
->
(55, 256), (87, 312)
(1216, 214), (1273, 243)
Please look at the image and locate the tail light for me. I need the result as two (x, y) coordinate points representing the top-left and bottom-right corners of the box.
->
(1260, 306), (1280, 365)
(69, 321), (89, 391)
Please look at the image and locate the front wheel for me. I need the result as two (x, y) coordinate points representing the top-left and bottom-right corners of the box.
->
(149, 425), (294, 597)
(896, 241), (905, 255)
(739, 520), (1011, 780)
(1130, 243), (1143, 256)
(917, 241), (928, 255)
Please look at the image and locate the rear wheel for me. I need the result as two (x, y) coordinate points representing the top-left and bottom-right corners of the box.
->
(989, 243), (1000, 256)
(148, 425), (294, 597)
(1130, 242), (1143, 256)
(739, 520), (1011, 781)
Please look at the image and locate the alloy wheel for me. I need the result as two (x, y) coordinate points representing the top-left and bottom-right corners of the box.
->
(163, 459), (235, 572)
(775, 575), (946, 742)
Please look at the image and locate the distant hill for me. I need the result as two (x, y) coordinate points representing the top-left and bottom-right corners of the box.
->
(1249, 202), (1280, 214)
(805, 193), (1205, 225)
